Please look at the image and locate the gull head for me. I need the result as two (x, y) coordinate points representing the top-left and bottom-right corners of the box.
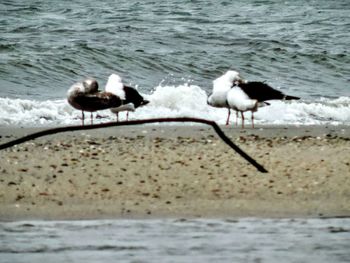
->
(83, 78), (99, 93)
(225, 70), (245, 85)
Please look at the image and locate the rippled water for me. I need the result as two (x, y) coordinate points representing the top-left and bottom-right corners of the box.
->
(1, 0), (349, 99)
(0, 1), (349, 126)
(1, 218), (350, 263)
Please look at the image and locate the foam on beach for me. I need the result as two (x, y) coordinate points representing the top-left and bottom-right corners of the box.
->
(1, 84), (350, 127)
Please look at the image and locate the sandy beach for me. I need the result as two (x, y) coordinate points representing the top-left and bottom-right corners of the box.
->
(0, 124), (349, 220)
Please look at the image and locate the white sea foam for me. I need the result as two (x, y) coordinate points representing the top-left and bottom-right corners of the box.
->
(1, 85), (350, 127)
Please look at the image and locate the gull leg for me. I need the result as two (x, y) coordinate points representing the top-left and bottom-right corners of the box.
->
(90, 112), (93, 125)
(235, 111), (238, 127)
(226, 109), (231, 126)
(251, 112), (254, 128)
(241, 112), (245, 129)
(126, 112), (129, 121)
(81, 110), (85, 126)
(116, 112), (119, 122)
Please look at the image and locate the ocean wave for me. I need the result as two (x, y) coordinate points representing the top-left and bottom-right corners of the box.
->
(0, 244), (147, 254)
(1, 85), (350, 127)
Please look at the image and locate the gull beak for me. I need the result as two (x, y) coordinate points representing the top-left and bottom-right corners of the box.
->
(235, 77), (246, 85)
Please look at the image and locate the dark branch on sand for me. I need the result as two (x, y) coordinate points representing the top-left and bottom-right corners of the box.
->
(0, 117), (268, 173)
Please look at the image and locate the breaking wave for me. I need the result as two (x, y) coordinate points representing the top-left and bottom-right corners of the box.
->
(1, 84), (350, 127)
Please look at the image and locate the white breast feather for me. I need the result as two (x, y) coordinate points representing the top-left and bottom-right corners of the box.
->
(110, 103), (135, 113)
(105, 74), (126, 99)
(227, 87), (257, 111)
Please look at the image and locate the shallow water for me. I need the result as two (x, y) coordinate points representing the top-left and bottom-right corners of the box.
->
(1, 218), (350, 263)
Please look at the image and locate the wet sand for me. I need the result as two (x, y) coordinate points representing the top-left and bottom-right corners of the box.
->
(0, 124), (349, 220)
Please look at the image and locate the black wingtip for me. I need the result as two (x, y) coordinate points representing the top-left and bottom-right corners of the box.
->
(142, 100), (150, 106)
(285, 95), (300, 100)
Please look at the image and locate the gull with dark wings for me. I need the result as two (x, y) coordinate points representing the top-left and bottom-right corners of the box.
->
(105, 73), (149, 121)
(208, 70), (300, 128)
(227, 75), (300, 128)
(67, 78), (123, 125)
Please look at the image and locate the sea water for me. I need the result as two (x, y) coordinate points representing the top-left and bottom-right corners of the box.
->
(0, 0), (349, 126)
(1, 218), (350, 263)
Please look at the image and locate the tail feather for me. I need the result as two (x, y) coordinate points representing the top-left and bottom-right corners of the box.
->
(284, 95), (300, 100)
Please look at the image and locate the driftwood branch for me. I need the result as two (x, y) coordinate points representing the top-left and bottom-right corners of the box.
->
(0, 117), (268, 173)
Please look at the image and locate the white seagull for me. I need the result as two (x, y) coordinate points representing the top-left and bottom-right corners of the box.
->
(226, 78), (300, 128)
(207, 70), (243, 125)
(105, 73), (149, 121)
(67, 78), (123, 125)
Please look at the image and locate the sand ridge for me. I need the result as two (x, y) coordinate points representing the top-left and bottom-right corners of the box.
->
(0, 125), (349, 220)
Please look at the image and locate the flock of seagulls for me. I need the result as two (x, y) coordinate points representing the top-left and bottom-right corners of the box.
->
(68, 74), (149, 125)
(207, 70), (300, 128)
(67, 70), (300, 128)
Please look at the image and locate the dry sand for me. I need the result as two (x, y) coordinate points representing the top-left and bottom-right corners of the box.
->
(0, 124), (349, 220)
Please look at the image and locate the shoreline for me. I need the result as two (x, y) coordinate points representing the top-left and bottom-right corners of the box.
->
(1, 124), (350, 221)
(1, 123), (350, 138)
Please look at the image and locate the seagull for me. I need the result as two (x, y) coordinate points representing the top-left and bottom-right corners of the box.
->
(67, 78), (123, 125)
(207, 70), (243, 125)
(226, 78), (300, 128)
(105, 73), (149, 121)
